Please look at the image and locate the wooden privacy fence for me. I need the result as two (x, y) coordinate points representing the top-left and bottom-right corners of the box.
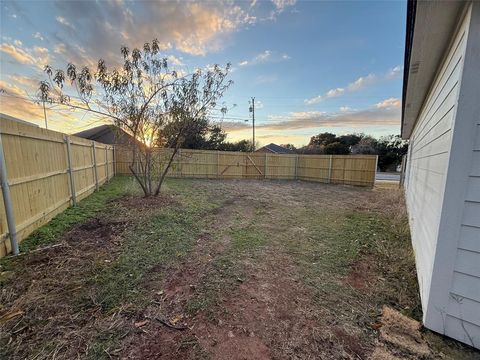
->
(115, 147), (377, 186)
(0, 116), (376, 258)
(0, 116), (114, 257)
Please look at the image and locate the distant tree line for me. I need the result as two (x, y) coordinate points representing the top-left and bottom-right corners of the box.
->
(281, 132), (408, 172)
(162, 120), (255, 152)
(166, 125), (407, 172)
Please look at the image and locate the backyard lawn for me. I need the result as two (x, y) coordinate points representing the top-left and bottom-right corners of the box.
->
(0, 177), (478, 359)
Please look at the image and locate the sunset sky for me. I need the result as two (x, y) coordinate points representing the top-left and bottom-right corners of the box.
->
(0, 0), (406, 146)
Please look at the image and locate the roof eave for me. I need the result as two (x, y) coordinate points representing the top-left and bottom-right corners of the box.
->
(401, 0), (417, 139)
(401, 1), (467, 139)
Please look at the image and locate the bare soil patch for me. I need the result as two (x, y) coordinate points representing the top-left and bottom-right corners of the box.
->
(0, 193), (174, 359)
(345, 255), (377, 290)
(2, 179), (479, 360)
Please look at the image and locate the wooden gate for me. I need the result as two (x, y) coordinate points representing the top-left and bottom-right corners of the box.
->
(218, 152), (265, 179)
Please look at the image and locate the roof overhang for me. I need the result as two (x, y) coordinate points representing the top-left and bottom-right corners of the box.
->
(401, 0), (466, 139)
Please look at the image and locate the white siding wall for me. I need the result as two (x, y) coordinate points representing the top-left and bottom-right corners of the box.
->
(405, 9), (468, 311)
(406, 3), (480, 348)
(444, 61), (480, 348)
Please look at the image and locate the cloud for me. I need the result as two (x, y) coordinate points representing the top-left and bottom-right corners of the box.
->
(255, 100), (264, 109)
(346, 73), (376, 92)
(0, 80), (27, 97)
(0, 42), (50, 70)
(375, 97), (401, 108)
(0, 80), (44, 120)
(34, 46), (49, 54)
(167, 55), (184, 66)
(0, 43), (35, 64)
(266, 0), (297, 19)
(0, 79), (112, 132)
(33, 32), (44, 41)
(239, 50), (290, 66)
(271, 0), (297, 11)
(222, 98), (401, 132)
(385, 65), (403, 79)
(1, 0), (298, 118)
(56, 16), (75, 30)
(44, 0), (293, 60)
(8, 74), (40, 93)
(304, 66), (402, 105)
(305, 73), (376, 105)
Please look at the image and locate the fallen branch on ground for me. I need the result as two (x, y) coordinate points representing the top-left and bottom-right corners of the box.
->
(153, 316), (188, 330)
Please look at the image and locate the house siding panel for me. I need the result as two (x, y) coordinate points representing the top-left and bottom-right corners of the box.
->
(405, 2), (480, 348)
(444, 315), (480, 346)
(458, 225), (480, 253)
(447, 296), (480, 327)
(465, 176), (480, 202)
(470, 151), (480, 176)
(450, 271), (480, 303)
(405, 11), (467, 310)
(431, 3), (480, 347)
(449, 122), (480, 338)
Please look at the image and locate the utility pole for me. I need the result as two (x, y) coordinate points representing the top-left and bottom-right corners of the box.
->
(42, 100), (48, 129)
(249, 97), (255, 151)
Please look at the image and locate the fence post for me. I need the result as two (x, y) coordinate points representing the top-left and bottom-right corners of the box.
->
(113, 145), (116, 176)
(217, 150), (220, 179)
(92, 141), (99, 191)
(264, 152), (268, 179)
(328, 155), (333, 183)
(399, 154), (406, 189)
(65, 135), (77, 206)
(178, 148), (182, 178)
(105, 145), (109, 182)
(375, 155), (379, 187)
(0, 133), (19, 255)
(294, 154), (298, 180)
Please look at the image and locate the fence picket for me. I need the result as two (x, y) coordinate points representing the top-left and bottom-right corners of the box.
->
(115, 147), (376, 186)
(0, 115), (114, 257)
(0, 113), (377, 258)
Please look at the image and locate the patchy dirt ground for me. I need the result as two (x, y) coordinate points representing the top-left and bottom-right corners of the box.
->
(1, 178), (479, 359)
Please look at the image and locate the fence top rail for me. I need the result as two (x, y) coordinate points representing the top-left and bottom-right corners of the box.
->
(298, 154), (377, 159)
(0, 116), (115, 151)
(115, 145), (378, 159)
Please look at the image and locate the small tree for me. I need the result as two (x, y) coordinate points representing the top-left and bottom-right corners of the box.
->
(323, 141), (350, 155)
(309, 132), (337, 146)
(351, 135), (378, 155)
(38, 39), (232, 196)
(375, 135), (408, 171)
(280, 143), (297, 151)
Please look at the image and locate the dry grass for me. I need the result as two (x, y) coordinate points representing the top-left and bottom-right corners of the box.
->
(1, 178), (479, 360)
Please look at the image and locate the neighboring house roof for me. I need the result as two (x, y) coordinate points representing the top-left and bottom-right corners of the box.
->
(0, 113), (39, 127)
(73, 124), (135, 145)
(401, 0), (465, 138)
(256, 143), (295, 154)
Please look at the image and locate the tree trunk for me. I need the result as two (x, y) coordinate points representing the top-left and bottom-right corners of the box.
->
(129, 164), (150, 196)
(154, 146), (179, 196)
(128, 145), (152, 197)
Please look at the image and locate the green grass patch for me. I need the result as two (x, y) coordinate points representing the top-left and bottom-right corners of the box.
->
(89, 179), (223, 312)
(230, 225), (267, 253)
(282, 206), (420, 321)
(185, 214), (267, 317)
(91, 206), (201, 311)
(19, 176), (139, 253)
